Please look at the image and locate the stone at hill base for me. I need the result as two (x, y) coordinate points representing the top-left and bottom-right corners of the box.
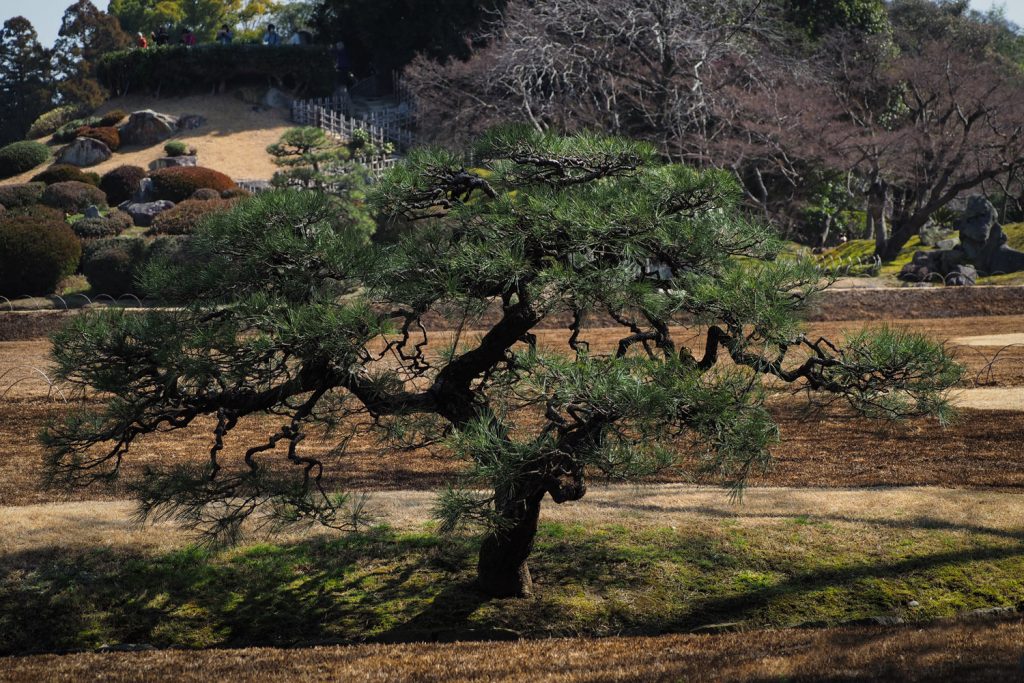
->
(899, 196), (1024, 285)
(83, 205), (101, 219)
(120, 110), (179, 146)
(122, 200), (175, 227)
(149, 156), (198, 170)
(177, 114), (206, 130)
(55, 137), (112, 167)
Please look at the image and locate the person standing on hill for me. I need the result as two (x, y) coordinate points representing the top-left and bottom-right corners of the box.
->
(216, 24), (233, 44)
(262, 23), (280, 46)
(153, 26), (169, 45)
(135, 32), (148, 48)
(180, 27), (196, 47)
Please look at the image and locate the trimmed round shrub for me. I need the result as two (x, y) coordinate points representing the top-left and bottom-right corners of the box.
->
(71, 210), (133, 239)
(27, 105), (82, 139)
(220, 187), (252, 199)
(7, 204), (65, 223)
(0, 212), (82, 296)
(76, 125), (121, 151)
(149, 198), (236, 235)
(150, 167), (236, 203)
(53, 117), (102, 144)
(0, 140), (51, 179)
(81, 235), (193, 297)
(98, 109), (128, 127)
(190, 188), (221, 200)
(164, 140), (193, 157)
(41, 181), (109, 213)
(31, 164), (101, 186)
(0, 182), (46, 208)
(81, 237), (148, 296)
(99, 165), (146, 206)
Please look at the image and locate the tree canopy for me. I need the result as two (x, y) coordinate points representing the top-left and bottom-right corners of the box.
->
(0, 17), (54, 145)
(44, 127), (960, 598)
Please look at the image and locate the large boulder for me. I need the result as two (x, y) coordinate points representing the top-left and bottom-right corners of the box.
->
(123, 200), (175, 227)
(149, 155), (198, 171)
(120, 110), (179, 146)
(177, 114), (206, 130)
(56, 137), (112, 167)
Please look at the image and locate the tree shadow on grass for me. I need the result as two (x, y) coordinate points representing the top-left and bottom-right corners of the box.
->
(2, 514), (1024, 656)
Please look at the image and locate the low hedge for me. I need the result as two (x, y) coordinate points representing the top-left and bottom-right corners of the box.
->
(164, 141), (193, 157)
(81, 235), (192, 296)
(26, 105), (83, 140)
(76, 126), (121, 151)
(0, 140), (51, 179)
(0, 183), (46, 208)
(0, 212), (82, 296)
(52, 117), (103, 144)
(71, 211), (133, 240)
(98, 110), (128, 127)
(149, 198), (237, 235)
(96, 44), (336, 97)
(41, 181), (109, 213)
(31, 164), (101, 186)
(150, 167), (236, 202)
(99, 165), (146, 205)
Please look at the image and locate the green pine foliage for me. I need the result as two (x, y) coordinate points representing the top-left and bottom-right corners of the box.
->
(43, 128), (962, 595)
(0, 140), (50, 179)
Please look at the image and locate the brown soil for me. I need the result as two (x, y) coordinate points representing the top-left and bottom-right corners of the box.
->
(3, 617), (1022, 682)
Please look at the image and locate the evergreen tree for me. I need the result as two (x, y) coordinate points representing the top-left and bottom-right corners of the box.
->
(0, 17), (54, 145)
(53, 0), (131, 109)
(43, 128), (961, 597)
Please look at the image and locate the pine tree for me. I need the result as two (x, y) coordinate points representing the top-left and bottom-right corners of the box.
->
(52, 0), (131, 110)
(0, 17), (54, 144)
(43, 127), (961, 597)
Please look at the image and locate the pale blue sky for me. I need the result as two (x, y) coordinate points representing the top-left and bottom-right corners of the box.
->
(4, 0), (1024, 47)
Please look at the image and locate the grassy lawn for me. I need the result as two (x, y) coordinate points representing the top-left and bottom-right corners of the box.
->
(3, 515), (1022, 655)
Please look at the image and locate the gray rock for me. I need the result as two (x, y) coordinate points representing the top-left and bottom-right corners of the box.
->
(83, 205), (101, 219)
(149, 155), (198, 170)
(935, 238), (959, 251)
(906, 600), (920, 608)
(124, 200), (175, 227)
(965, 606), (1016, 619)
(133, 177), (154, 203)
(944, 264), (977, 286)
(177, 114), (206, 130)
(55, 137), (112, 167)
(263, 87), (292, 109)
(120, 110), (179, 146)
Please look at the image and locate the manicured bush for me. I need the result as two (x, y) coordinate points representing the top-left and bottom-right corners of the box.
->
(99, 165), (146, 206)
(220, 187), (252, 199)
(190, 188), (221, 200)
(97, 45), (336, 97)
(26, 105), (82, 140)
(0, 141), (51, 179)
(0, 212), (82, 296)
(31, 164), (101, 186)
(98, 110), (128, 127)
(81, 237), (148, 296)
(81, 235), (193, 296)
(71, 210), (133, 239)
(150, 167), (236, 203)
(52, 117), (103, 144)
(6, 204), (66, 223)
(149, 198), (236, 235)
(76, 126), (121, 152)
(0, 182), (46, 208)
(41, 181), (109, 213)
(164, 141), (193, 157)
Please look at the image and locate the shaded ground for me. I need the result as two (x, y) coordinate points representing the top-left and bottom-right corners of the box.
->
(3, 486), (1024, 655)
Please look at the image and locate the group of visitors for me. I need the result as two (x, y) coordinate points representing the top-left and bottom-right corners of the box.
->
(132, 23), (305, 49)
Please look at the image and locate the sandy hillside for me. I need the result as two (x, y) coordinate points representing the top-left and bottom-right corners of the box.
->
(4, 93), (293, 184)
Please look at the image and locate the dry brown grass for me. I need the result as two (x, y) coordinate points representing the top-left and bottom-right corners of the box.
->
(3, 617), (1023, 682)
(6, 485), (1024, 559)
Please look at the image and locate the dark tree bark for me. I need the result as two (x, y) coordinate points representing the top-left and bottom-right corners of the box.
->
(477, 489), (544, 597)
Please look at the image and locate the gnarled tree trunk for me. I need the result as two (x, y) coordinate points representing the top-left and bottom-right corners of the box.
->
(477, 490), (544, 598)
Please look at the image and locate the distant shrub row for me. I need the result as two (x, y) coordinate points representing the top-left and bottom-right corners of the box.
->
(97, 45), (336, 97)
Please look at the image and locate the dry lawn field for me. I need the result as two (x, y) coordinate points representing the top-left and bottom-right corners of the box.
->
(1, 312), (1023, 678)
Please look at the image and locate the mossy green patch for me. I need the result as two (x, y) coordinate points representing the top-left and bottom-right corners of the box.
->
(2, 518), (1023, 655)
